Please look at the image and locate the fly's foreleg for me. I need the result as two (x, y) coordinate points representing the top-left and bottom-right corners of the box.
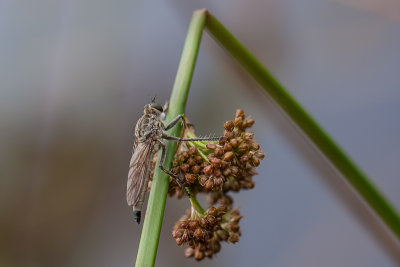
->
(164, 114), (186, 131)
(158, 140), (190, 196)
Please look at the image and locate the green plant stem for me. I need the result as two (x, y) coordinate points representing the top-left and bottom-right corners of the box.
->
(190, 195), (206, 215)
(135, 9), (207, 267)
(186, 187), (206, 215)
(204, 11), (400, 240)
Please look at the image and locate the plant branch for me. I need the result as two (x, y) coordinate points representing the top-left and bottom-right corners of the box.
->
(135, 9), (207, 267)
(204, 11), (400, 240)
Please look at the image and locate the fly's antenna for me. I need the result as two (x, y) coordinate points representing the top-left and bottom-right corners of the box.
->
(151, 95), (156, 103)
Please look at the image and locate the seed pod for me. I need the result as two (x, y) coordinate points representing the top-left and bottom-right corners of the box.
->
(185, 247), (194, 257)
(224, 131), (234, 139)
(181, 151), (189, 159)
(238, 143), (249, 153)
(176, 237), (184, 246)
(216, 229), (229, 241)
(197, 242), (206, 252)
(251, 157), (260, 167)
(205, 249), (214, 258)
(229, 224), (240, 233)
(244, 132), (255, 140)
(188, 146), (198, 155)
(180, 220), (189, 229)
(232, 215), (243, 223)
(180, 163), (189, 172)
(172, 229), (183, 238)
(212, 241), (221, 252)
(200, 161), (208, 168)
(213, 169), (222, 178)
(255, 150), (265, 159)
(240, 154), (249, 162)
(206, 215), (216, 225)
(205, 179), (214, 191)
(194, 249), (204, 261)
(187, 157), (196, 166)
(230, 166), (239, 175)
(224, 120), (234, 130)
(214, 147), (224, 157)
(223, 143), (232, 151)
(188, 220), (198, 230)
(198, 175), (208, 186)
(206, 143), (217, 150)
(194, 228), (204, 239)
(231, 181), (240, 191)
(178, 154), (186, 162)
(203, 165), (213, 175)
(199, 217), (208, 228)
(228, 233), (240, 243)
(221, 160), (229, 169)
(182, 231), (189, 241)
(210, 158), (221, 168)
(234, 117), (243, 127)
(236, 109), (245, 118)
(214, 177), (224, 186)
(207, 206), (217, 216)
(223, 151), (234, 161)
(222, 168), (231, 176)
(245, 162), (253, 170)
(185, 173), (195, 184)
(244, 118), (255, 128)
(219, 137), (227, 145)
(230, 138), (239, 148)
(191, 165), (201, 174)
(194, 155), (203, 163)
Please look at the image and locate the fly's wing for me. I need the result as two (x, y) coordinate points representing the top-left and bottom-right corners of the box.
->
(127, 140), (153, 206)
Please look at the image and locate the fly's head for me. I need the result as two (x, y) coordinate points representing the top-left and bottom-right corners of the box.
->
(144, 103), (163, 116)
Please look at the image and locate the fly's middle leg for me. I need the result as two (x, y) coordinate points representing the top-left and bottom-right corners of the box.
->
(163, 135), (221, 142)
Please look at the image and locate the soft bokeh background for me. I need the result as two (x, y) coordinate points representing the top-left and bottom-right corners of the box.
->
(1, 0), (400, 266)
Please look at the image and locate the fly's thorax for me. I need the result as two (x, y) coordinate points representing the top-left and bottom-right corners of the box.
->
(135, 112), (164, 141)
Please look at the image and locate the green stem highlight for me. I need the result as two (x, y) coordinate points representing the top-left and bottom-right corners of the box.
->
(204, 10), (400, 240)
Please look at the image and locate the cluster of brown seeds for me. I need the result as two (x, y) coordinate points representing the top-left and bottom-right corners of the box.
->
(172, 206), (242, 261)
(151, 109), (263, 261)
(169, 109), (264, 201)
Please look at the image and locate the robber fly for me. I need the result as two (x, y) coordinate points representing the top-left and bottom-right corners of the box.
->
(127, 102), (220, 224)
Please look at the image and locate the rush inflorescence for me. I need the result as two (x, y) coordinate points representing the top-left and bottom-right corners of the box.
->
(151, 109), (264, 260)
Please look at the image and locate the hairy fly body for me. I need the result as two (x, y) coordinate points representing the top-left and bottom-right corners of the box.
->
(127, 103), (220, 224)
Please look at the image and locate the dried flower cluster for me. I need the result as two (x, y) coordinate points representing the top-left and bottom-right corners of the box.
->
(152, 109), (264, 260)
(172, 206), (242, 260)
(170, 109), (264, 200)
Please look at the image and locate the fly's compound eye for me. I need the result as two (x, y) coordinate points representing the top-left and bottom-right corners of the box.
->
(150, 103), (163, 112)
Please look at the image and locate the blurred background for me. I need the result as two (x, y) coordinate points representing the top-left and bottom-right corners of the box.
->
(1, 0), (400, 266)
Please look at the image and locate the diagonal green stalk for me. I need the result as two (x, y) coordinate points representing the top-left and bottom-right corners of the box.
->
(134, 8), (400, 267)
(135, 10), (206, 267)
(204, 11), (400, 240)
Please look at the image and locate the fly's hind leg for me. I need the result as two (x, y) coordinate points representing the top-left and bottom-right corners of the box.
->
(158, 140), (190, 196)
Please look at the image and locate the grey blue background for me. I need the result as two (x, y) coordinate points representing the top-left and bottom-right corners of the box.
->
(1, 0), (400, 266)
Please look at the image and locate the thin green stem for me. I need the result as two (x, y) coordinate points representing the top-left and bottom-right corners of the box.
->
(204, 11), (400, 240)
(190, 195), (206, 215)
(135, 9), (207, 267)
(186, 187), (206, 215)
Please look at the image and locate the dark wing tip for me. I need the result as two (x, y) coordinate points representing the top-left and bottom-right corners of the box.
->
(134, 210), (141, 224)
